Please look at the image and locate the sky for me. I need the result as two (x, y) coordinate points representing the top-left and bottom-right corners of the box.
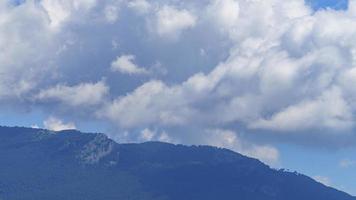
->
(0, 0), (356, 195)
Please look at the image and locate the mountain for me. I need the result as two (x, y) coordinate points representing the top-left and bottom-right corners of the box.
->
(0, 126), (354, 200)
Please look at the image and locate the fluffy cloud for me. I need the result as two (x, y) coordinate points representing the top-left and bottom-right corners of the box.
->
(251, 87), (353, 131)
(111, 54), (149, 75)
(43, 116), (76, 131)
(3, 0), (356, 159)
(207, 0), (240, 30)
(36, 81), (109, 107)
(100, 0), (356, 140)
(200, 129), (279, 165)
(109, 127), (279, 165)
(154, 5), (197, 39)
(98, 80), (192, 128)
(0, 2), (54, 100)
(40, 0), (97, 28)
(139, 128), (172, 143)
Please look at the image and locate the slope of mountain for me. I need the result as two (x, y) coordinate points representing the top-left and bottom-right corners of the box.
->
(0, 126), (354, 200)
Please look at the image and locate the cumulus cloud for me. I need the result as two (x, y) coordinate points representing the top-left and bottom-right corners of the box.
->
(111, 54), (149, 75)
(108, 127), (279, 165)
(138, 128), (172, 143)
(43, 116), (76, 131)
(207, 0), (240, 30)
(98, 80), (192, 128)
(154, 5), (197, 39)
(139, 128), (156, 141)
(99, 0), (356, 144)
(0, 1), (54, 99)
(200, 129), (279, 165)
(251, 87), (354, 132)
(3, 0), (356, 157)
(40, 0), (97, 28)
(36, 81), (109, 107)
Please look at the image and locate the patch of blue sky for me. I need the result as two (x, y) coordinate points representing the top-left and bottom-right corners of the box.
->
(307, 0), (348, 10)
(279, 143), (356, 196)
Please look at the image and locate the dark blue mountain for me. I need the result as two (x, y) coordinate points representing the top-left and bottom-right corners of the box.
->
(0, 126), (354, 200)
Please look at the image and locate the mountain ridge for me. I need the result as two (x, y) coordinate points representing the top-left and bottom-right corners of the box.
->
(0, 126), (354, 200)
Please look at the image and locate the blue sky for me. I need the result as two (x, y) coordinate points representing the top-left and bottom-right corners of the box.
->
(1, 0), (356, 195)
(307, 0), (348, 10)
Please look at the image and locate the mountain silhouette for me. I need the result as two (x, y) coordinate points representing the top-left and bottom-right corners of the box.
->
(0, 126), (354, 200)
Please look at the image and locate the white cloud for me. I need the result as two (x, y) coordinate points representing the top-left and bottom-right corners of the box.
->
(111, 54), (149, 75)
(104, 4), (120, 23)
(36, 81), (109, 107)
(0, 2), (54, 99)
(40, 0), (97, 28)
(207, 0), (239, 30)
(138, 128), (173, 143)
(251, 87), (354, 132)
(98, 80), (192, 128)
(3, 0), (356, 150)
(43, 116), (76, 131)
(127, 0), (151, 14)
(154, 5), (197, 39)
(107, 127), (279, 165)
(140, 128), (156, 141)
(31, 124), (40, 129)
(92, 0), (356, 148)
(339, 159), (356, 168)
(201, 129), (279, 165)
(313, 176), (332, 186)
(40, 0), (71, 28)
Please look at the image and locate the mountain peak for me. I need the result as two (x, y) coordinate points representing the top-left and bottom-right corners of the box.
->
(78, 133), (117, 164)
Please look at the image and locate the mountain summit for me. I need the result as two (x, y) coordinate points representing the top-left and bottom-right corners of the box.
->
(0, 126), (354, 200)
